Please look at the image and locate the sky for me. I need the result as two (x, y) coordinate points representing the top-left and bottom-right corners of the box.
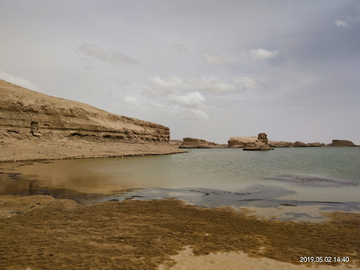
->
(1, 0), (359, 144)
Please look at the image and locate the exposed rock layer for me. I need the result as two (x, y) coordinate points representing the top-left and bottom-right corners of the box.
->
(243, 133), (272, 151)
(179, 137), (226, 148)
(0, 80), (183, 161)
(328, 140), (356, 147)
(229, 136), (354, 148)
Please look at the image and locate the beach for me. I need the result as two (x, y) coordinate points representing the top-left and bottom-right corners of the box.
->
(1, 148), (360, 269)
(1, 195), (359, 270)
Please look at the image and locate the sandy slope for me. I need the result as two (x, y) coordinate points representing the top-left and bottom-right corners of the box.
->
(0, 80), (184, 161)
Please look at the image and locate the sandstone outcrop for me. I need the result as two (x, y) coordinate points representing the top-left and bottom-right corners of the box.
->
(179, 137), (226, 148)
(228, 134), (272, 150)
(327, 140), (356, 147)
(307, 142), (324, 147)
(268, 141), (294, 148)
(227, 136), (258, 148)
(0, 80), (183, 161)
(293, 141), (308, 147)
(243, 133), (272, 151)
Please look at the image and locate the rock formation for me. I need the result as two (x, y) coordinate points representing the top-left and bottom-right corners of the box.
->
(243, 133), (272, 151)
(179, 137), (226, 148)
(307, 142), (324, 147)
(0, 80), (183, 161)
(327, 140), (356, 147)
(293, 141), (308, 147)
(227, 136), (258, 148)
(268, 141), (294, 148)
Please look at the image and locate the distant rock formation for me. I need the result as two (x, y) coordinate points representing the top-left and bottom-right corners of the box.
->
(328, 140), (356, 147)
(294, 141), (308, 147)
(0, 80), (183, 161)
(268, 141), (294, 148)
(307, 142), (325, 147)
(227, 136), (258, 148)
(169, 140), (183, 148)
(179, 137), (226, 148)
(243, 133), (272, 151)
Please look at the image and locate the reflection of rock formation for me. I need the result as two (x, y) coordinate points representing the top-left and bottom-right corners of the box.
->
(179, 137), (225, 148)
(0, 80), (182, 161)
(328, 140), (356, 147)
(243, 133), (272, 151)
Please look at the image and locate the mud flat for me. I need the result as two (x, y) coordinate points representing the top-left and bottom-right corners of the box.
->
(0, 194), (359, 270)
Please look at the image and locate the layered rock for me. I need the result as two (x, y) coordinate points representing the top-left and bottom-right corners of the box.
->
(0, 80), (183, 161)
(307, 142), (325, 147)
(227, 136), (258, 148)
(268, 141), (294, 148)
(243, 133), (272, 151)
(328, 140), (356, 147)
(293, 141), (308, 147)
(179, 137), (225, 148)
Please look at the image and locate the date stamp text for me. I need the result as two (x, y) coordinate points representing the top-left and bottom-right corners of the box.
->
(300, 257), (350, 263)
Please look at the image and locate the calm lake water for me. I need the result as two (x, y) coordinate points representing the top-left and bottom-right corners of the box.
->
(1, 147), (360, 219)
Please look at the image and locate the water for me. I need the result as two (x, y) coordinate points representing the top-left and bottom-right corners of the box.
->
(1, 147), (359, 220)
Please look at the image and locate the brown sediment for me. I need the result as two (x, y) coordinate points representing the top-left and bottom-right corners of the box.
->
(0, 195), (359, 270)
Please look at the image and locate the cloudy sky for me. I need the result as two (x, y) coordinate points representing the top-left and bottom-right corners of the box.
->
(1, 0), (359, 144)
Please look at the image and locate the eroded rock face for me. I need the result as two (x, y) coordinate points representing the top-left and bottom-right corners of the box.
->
(227, 137), (258, 148)
(294, 141), (308, 147)
(0, 80), (181, 161)
(268, 141), (294, 148)
(243, 133), (272, 151)
(179, 137), (225, 148)
(258, 133), (268, 144)
(328, 140), (356, 147)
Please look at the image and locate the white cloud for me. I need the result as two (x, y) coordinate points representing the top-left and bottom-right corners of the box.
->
(115, 78), (130, 87)
(121, 95), (209, 120)
(335, 20), (349, 27)
(201, 51), (228, 64)
(78, 44), (139, 65)
(170, 44), (187, 54)
(166, 92), (215, 110)
(251, 48), (279, 60)
(233, 77), (257, 89)
(146, 75), (257, 96)
(0, 70), (41, 91)
(147, 76), (248, 95)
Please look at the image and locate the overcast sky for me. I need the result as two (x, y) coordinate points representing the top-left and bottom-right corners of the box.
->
(1, 0), (359, 144)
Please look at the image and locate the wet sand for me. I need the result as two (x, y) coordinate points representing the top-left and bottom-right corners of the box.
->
(1, 195), (359, 270)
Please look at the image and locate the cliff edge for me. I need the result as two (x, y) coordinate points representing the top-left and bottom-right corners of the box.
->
(0, 80), (183, 161)
(179, 137), (226, 148)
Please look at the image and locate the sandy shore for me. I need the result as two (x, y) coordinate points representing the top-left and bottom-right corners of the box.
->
(1, 195), (359, 270)
(0, 136), (185, 162)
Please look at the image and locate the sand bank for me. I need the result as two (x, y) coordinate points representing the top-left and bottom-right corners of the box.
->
(1, 195), (359, 270)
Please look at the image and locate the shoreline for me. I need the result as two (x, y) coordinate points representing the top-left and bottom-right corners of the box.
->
(1, 194), (359, 270)
(0, 136), (186, 163)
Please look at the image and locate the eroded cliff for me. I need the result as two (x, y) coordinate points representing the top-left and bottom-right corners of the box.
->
(0, 80), (183, 161)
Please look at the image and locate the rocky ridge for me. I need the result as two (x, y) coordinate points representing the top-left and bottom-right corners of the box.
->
(0, 80), (183, 161)
(328, 140), (356, 147)
(229, 136), (354, 148)
(179, 137), (226, 148)
(243, 133), (272, 151)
